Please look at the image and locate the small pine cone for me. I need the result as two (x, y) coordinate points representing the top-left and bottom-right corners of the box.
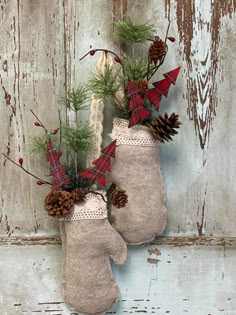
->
(148, 112), (181, 143)
(44, 190), (74, 217)
(148, 36), (167, 65)
(112, 189), (128, 209)
(71, 188), (86, 203)
(137, 79), (149, 96)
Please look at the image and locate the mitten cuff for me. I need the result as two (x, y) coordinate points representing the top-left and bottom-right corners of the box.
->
(60, 191), (107, 221)
(110, 118), (158, 146)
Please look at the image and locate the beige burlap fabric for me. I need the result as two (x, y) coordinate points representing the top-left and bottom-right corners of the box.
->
(110, 118), (167, 245)
(60, 192), (127, 315)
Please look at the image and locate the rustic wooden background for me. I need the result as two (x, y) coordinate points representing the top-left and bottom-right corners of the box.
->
(0, 1), (235, 314)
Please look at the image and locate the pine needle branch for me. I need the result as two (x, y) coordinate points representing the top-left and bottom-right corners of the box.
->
(31, 136), (48, 155)
(61, 124), (94, 153)
(89, 65), (124, 107)
(123, 57), (151, 82)
(63, 85), (89, 112)
(114, 19), (156, 43)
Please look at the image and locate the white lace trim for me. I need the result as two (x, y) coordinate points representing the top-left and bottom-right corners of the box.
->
(60, 191), (107, 221)
(110, 118), (159, 147)
(87, 52), (114, 167)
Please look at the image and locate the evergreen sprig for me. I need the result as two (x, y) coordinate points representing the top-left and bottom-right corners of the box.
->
(114, 19), (155, 43)
(62, 158), (92, 191)
(61, 124), (94, 153)
(123, 57), (150, 81)
(31, 136), (48, 155)
(89, 65), (122, 99)
(64, 85), (89, 112)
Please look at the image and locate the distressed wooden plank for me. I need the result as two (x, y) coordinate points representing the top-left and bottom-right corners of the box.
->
(157, 0), (236, 236)
(1, 235), (236, 248)
(0, 0), (236, 239)
(0, 0), (65, 236)
(0, 242), (236, 314)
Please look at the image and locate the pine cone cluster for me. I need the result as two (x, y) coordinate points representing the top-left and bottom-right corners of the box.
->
(137, 79), (149, 96)
(44, 190), (74, 217)
(148, 36), (167, 66)
(148, 112), (181, 143)
(111, 189), (128, 208)
(71, 188), (86, 203)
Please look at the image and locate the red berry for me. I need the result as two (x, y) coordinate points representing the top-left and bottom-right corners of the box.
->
(90, 50), (96, 56)
(34, 121), (41, 126)
(168, 37), (176, 42)
(37, 181), (45, 185)
(18, 157), (23, 166)
(114, 56), (121, 63)
(57, 151), (62, 158)
(52, 128), (59, 135)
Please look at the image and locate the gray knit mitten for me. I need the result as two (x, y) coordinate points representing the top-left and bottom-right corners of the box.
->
(110, 118), (167, 245)
(60, 191), (127, 315)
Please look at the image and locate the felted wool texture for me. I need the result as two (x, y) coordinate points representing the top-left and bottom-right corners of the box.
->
(110, 118), (167, 245)
(60, 194), (127, 315)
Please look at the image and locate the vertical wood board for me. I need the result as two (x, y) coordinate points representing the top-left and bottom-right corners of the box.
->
(0, 0), (235, 237)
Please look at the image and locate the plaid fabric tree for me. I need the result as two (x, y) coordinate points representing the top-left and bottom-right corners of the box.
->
(146, 66), (181, 110)
(127, 81), (150, 128)
(81, 140), (117, 187)
(47, 141), (71, 190)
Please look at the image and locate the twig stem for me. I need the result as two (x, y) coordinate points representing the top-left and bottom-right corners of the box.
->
(2, 153), (52, 185)
(30, 109), (48, 133)
(80, 48), (125, 81)
(86, 191), (108, 204)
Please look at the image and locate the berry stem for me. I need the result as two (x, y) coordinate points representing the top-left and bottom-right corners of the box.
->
(2, 153), (52, 185)
(30, 109), (48, 133)
(164, 20), (171, 43)
(80, 48), (125, 80)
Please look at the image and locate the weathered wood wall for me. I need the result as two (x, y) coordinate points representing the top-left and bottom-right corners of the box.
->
(1, 0), (235, 238)
(0, 1), (236, 314)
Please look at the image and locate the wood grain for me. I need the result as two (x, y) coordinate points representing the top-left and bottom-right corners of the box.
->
(0, 0), (236, 239)
(1, 242), (235, 314)
(0, 0), (65, 236)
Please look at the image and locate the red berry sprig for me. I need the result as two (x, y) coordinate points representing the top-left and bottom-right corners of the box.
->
(37, 181), (45, 185)
(18, 157), (23, 166)
(2, 153), (52, 186)
(114, 56), (121, 63)
(34, 121), (41, 127)
(90, 50), (96, 56)
(167, 37), (176, 42)
(52, 128), (59, 135)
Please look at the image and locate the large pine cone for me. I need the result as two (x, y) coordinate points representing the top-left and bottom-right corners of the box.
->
(112, 189), (128, 208)
(44, 190), (74, 217)
(148, 36), (167, 66)
(71, 188), (86, 203)
(148, 112), (181, 143)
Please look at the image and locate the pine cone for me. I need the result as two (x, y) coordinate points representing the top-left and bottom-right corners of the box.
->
(137, 79), (149, 96)
(148, 112), (181, 143)
(111, 189), (128, 208)
(71, 188), (86, 203)
(148, 36), (167, 65)
(44, 190), (74, 217)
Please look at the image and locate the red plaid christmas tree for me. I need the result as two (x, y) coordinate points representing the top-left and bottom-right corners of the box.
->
(146, 66), (181, 110)
(47, 141), (71, 190)
(127, 81), (150, 128)
(81, 140), (117, 187)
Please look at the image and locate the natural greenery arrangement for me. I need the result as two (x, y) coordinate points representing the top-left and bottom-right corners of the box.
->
(2, 19), (181, 218)
(80, 19), (181, 141)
